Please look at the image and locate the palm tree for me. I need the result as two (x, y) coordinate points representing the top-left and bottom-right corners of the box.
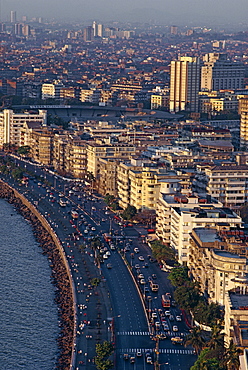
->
(207, 324), (225, 351)
(85, 171), (96, 192)
(184, 326), (206, 355)
(222, 340), (242, 370)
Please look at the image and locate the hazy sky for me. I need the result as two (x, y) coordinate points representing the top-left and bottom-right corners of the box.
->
(3, 0), (248, 26)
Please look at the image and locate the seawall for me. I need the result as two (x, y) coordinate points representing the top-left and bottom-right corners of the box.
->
(0, 180), (76, 370)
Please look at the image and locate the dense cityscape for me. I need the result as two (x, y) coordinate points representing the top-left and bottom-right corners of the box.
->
(1, 6), (248, 370)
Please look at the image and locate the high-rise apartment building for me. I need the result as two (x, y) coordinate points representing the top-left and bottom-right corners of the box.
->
(10, 10), (16, 23)
(201, 53), (244, 92)
(97, 24), (103, 37)
(83, 26), (94, 42)
(170, 25), (178, 35)
(0, 109), (47, 148)
(92, 21), (97, 37)
(169, 56), (201, 113)
(239, 97), (248, 149)
(91, 21), (103, 37)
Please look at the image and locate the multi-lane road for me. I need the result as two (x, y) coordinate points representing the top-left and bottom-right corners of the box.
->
(1, 156), (197, 369)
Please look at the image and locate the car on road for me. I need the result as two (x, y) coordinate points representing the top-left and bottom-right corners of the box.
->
(135, 264), (140, 269)
(146, 356), (152, 364)
(123, 354), (129, 360)
(138, 273), (144, 279)
(103, 254), (108, 259)
(151, 312), (158, 319)
(107, 263), (112, 269)
(163, 323), (169, 331)
(169, 315), (174, 321)
(171, 337), (183, 344)
(136, 350), (142, 357)
(165, 310), (170, 316)
(172, 325), (178, 331)
(138, 255), (144, 261)
(152, 274), (157, 279)
(130, 356), (135, 364)
(134, 247), (139, 253)
(176, 315), (182, 321)
(140, 279), (146, 284)
(158, 333), (167, 340)
(155, 321), (160, 329)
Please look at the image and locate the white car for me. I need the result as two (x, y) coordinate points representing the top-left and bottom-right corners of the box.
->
(176, 315), (182, 322)
(146, 357), (152, 364)
(103, 254), (108, 259)
(138, 255), (144, 261)
(163, 323), (169, 331)
(155, 321), (160, 329)
(172, 325), (178, 332)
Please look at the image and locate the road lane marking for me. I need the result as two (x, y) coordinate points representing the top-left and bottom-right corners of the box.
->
(119, 348), (195, 355)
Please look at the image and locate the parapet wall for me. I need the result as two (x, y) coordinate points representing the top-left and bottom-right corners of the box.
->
(0, 180), (77, 370)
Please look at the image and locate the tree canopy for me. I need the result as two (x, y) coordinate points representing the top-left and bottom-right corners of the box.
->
(17, 145), (31, 156)
(168, 266), (190, 286)
(174, 281), (201, 312)
(95, 341), (114, 370)
(150, 240), (176, 263)
(122, 205), (137, 220)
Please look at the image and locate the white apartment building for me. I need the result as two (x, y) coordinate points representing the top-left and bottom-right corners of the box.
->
(0, 109), (47, 148)
(194, 164), (248, 209)
(170, 56), (201, 112)
(80, 89), (101, 104)
(189, 228), (247, 305)
(41, 81), (64, 100)
(156, 193), (242, 264)
(201, 53), (244, 92)
(225, 292), (248, 350)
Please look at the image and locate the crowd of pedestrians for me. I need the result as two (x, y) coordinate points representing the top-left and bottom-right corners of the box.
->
(0, 181), (74, 370)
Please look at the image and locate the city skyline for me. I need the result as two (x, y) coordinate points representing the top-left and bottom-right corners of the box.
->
(2, 0), (248, 27)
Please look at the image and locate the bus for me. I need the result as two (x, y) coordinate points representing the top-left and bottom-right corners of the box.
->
(71, 210), (79, 219)
(161, 294), (171, 308)
(103, 233), (112, 243)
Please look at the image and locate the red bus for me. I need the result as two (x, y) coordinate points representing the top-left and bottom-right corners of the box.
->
(161, 294), (171, 308)
(103, 233), (112, 243)
(71, 210), (79, 219)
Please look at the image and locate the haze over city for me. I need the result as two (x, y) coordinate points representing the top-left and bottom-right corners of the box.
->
(2, 0), (248, 27)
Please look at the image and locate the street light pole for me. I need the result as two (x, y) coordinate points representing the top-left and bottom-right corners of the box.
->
(109, 217), (112, 235)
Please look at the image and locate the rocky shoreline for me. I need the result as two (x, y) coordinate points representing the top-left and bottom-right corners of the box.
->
(0, 181), (74, 370)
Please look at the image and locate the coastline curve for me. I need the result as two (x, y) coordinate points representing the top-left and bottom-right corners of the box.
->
(0, 179), (77, 370)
